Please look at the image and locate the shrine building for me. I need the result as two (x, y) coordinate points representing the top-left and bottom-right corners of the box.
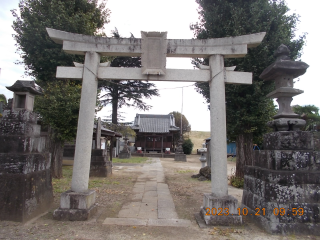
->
(131, 114), (180, 153)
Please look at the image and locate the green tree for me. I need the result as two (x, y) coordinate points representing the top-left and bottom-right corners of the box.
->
(12, 0), (109, 82)
(182, 138), (194, 154)
(100, 29), (159, 124)
(12, 0), (110, 178)
(170, 111), (191, 135)
(0, 94), (7, 104)
(34, 81), (81, 177)
(0, 94), (6, 118)
(170, 111), (191, 148)
(293, 105), (320, 131)
(191, 0), (305, 178)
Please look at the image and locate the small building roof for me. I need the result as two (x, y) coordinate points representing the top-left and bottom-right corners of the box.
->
(131, 114), (180, 133)
(6, 80), (43, 95)
(94, 124), (122, 138)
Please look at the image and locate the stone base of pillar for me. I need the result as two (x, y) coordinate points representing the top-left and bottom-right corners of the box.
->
(174, 153), (186, 161)
(199, 193), (242, 226)
(0, 168), (53, 222)
(53, 190), (97, 221)
(241, 131), (320, 235)
(119, 152), (131, 159)
(0, 109), (53, 222)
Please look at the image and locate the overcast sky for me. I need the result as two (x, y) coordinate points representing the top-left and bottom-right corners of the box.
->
(0, 0), (319, 136)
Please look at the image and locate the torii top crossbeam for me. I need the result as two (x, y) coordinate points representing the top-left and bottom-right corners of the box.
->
(47, 28), (265, 58)
(47, 28), (265, 84)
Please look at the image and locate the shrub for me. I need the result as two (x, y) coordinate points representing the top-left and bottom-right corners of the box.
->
(182, 138), (194, 154)
(230, 175), (244, 188)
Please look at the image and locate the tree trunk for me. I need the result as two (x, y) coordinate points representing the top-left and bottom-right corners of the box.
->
(48, 128), (64, 178)
(111, 84), (119, 153)
(235, 133), (253, 179)
(111, 84), (119, 124)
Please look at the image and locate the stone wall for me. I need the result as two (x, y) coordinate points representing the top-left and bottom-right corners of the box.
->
(242, 131), (320, 235)
(0, 109), (53, 222)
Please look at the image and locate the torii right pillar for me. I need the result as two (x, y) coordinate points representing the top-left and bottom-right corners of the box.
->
(199, 55), (242, 225)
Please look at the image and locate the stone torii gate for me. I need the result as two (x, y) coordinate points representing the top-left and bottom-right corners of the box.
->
(47, 28), (265, 223)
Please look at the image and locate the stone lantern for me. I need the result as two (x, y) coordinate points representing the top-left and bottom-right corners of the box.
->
(198, 143), (207, 168)
(0, 80), (52, 223)
(260, 44), (309, 131)
(6, 80), (42, 112)
(242, 45), (320, 235)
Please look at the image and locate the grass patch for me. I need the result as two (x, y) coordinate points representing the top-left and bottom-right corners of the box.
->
(112, 157), (148, 164)
(227, 156), (237, 162)
(52, 166), (122, 193)
(88, 178), (112, 188)
(230, 175), (244, 188)
(52, 166), (73, 193)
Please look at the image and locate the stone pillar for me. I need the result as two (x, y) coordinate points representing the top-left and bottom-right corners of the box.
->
(198, 55), (241, 225)
(53, 51), (100, 221)
(95, 117), (101, 149)
(71, 51), (100, 192)
(109, 137), (113, 161)
(161, 136), (163, 153)
(209, 55), (228, 197)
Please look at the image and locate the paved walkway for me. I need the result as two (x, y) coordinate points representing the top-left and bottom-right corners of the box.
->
(103, 158), (192, 227)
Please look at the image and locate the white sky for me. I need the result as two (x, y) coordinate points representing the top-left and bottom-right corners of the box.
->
(0, 0), (319, 134)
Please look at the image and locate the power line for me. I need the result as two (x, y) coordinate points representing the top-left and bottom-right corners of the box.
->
(101, 80), (196, 91)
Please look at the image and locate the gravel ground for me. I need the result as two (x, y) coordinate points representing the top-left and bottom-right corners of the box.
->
(0, 155), (319, 240)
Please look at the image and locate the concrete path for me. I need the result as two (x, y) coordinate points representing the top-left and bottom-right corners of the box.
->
(103, 158), (192, 227)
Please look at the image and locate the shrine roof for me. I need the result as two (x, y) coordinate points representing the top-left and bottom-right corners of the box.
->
(6, 80), (43, 95)
(131, 114), (180, 133)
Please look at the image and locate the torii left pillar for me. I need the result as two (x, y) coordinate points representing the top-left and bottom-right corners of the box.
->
(53, 51), (100, 221)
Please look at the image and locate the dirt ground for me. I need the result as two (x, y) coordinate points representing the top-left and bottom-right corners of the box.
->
(0, 155), (319, 240)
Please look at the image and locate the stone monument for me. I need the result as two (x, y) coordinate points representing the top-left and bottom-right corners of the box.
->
(90, 117), (112, 177)
(118, 136), (131, 159)
(0, 80), (53, 222)
(242, 45), (320, 235)
(175, 135), (186, 161)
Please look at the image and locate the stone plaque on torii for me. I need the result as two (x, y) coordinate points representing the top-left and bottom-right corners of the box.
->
(47, 28), (265, 223)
